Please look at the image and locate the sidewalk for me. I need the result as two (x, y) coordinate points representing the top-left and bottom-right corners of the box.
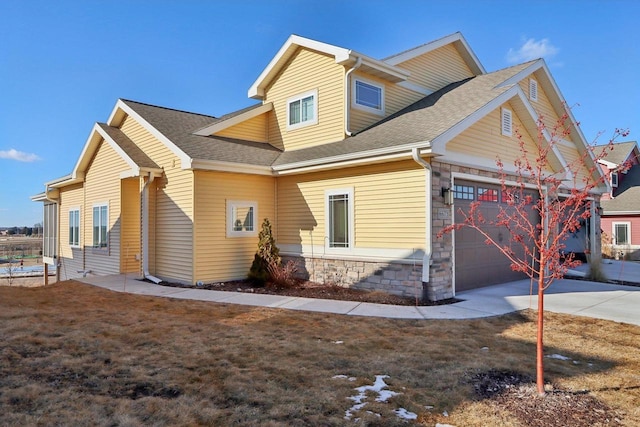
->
(79, 270), (640, 326)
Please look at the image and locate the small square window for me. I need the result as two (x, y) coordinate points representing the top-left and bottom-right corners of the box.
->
(453, 185), (474, 200)
(287, 90), (318, 130)
(353, 78), (384, 114)
(478, 187), (498, 202)
(227, 201), (258, 237)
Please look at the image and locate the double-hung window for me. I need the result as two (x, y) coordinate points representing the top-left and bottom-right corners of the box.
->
(69, 208), (80, 247)
(613, 222), (630, 245)
(227, 201), (258, 237)
(92, 204), (108, 249)
(353, 78), (384, 114)
(287, 89), (317, 130)
(326, 188), (354, 249)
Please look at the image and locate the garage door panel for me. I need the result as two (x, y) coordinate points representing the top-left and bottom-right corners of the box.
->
(454, 180), (539, 292)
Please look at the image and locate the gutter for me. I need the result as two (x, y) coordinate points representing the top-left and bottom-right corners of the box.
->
(411, 147), (432, 283)
(142, 172), (162, 284)
(344, 57), (362, 137)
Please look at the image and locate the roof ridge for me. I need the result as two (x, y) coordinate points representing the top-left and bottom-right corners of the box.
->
(382, 31), (462, 61)
(120, 98), (217, 119)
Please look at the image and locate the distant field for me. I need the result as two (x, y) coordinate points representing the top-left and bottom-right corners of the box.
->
(0, 236), (42, 260)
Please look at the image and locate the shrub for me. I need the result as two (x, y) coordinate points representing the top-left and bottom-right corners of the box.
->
(584, 260), (609, 283)
(267, 260), (299, 289)
(248, 218), (280, 286)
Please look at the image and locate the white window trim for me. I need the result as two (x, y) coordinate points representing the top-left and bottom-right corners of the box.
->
(352, 77), (385, 115)
(612, 221), (631, 245)
(529, 78), (538, 102)
(92, 202), (109, 251)
(286, 89), (318, 131)
(226, 200), (258, 238)
(611, 171), (619, 188)
(325, 188), (355, 252)
(501, 107), (513, 137)
(69, 207), (81, 248)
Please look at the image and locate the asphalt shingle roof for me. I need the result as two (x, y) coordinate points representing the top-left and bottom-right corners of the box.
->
(122, 100), (282, 167)
(605, 141), (638, 166)
(119, 61), (534, 170)
(273, 61), (535, 167)
(601, 165), (640, 213)
(97, 123), (160, 169)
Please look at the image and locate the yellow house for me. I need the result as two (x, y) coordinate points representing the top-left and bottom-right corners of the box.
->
(32, 32), (605, 301)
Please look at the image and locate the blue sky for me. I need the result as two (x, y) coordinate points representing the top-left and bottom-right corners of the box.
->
(1, 0), (638, 227)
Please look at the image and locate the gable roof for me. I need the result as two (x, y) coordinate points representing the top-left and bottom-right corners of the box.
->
(601, 165), (640, 214)
(248, 34), (410, 99)
(384, 32), (485, 75)
(114, 99), (282, 174)
(605, 141), (639, 166)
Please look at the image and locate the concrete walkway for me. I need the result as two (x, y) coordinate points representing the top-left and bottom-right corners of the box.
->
(78, 259), (640, 326)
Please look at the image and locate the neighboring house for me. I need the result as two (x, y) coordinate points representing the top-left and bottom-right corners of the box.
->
(599, 141), (640, 260)
(32, 32), (605, 301)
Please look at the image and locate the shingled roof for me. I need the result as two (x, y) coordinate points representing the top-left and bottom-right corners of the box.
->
(97, 123), (160, 170)
(273, 61), (535, 168)
(601, 165), (640, 214)
(121, 100), (282, 167)
(605, 141), (639, 166)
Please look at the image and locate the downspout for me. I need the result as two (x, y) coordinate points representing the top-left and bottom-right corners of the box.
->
(344, 57), (362, 137)
(411, 148), (432, 284)
(142, 173), (162, 284)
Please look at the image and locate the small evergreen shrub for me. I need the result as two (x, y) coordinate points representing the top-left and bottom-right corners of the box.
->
(248, 218), (280, 286)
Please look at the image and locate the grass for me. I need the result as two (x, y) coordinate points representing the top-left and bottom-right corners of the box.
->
(0, 280), (639, 426)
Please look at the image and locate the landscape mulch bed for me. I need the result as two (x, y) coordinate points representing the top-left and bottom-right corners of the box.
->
(158, 279), (461, 306)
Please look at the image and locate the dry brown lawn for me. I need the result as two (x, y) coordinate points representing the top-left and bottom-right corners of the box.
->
(0, 280), (638, 426)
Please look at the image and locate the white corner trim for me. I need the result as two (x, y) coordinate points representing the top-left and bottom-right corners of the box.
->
(192, 103), (273, 136)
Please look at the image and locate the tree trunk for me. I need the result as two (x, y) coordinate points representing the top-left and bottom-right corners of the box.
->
(536, 272), (545, 395)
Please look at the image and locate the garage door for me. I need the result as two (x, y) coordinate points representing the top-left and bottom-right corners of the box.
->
(454, 180), (539, 292)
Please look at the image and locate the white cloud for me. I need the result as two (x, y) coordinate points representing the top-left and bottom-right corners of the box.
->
(0, 148), (41, 162)
(507, 37), (559, 63)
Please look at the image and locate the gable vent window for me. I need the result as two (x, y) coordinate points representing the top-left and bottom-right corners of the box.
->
(529, 79), (538, 101)
(353, 78), (384, 114)
(501, 108), (513, 137)
(287, 89), (318, 130)
(611, 172), (619, 188)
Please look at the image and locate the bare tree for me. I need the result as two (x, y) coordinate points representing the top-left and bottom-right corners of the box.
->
(439, 110), (628, 395)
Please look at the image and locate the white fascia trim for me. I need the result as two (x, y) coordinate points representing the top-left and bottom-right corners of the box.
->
(430, 87), (521, 152)
(603, 211), (640, 216)
(190, 159), (273, 176)
(396, 81), (434, 96)
(248, 35), (351, 99)
(192, 103), (273, 136)
(598, 158), (618, 169)
(273, 142), (432, 174)
(279, 244), (425, 265)
(356, 55), (410, 82)
(94, 124), (140, 172)
(384, 32), (486, 74)
(109, 99), (192, 169)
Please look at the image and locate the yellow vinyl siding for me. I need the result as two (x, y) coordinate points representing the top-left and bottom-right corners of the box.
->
(349, 71), (423, 134)
(395, 43), (474, 92)
(264, 47), (344, 151)
(84, 139), (129, 275)
(277, 160), (425, 250)
(193, 171), (275, 282)
(120, 115), (194, 283)
(120, 178), (141, 274)
(557, 143), (591, 185)
(447, 103), (556, 174)
(215, 113), (268, 142)
(58, 183), (84, 280)
(519, 77), (560, 131)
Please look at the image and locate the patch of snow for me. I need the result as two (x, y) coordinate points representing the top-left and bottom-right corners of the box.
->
(333, 340), (344, 344)
(344, 375), (405, 420)
(333, 374), (348, 379)
(394, 408), (417, 420)
(436, 424), (456, 427)
(481, 346), (489, 351)
(546, 353), (571, 361)
(443, 410), (449, 417)
(424, 405), (434, 410)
